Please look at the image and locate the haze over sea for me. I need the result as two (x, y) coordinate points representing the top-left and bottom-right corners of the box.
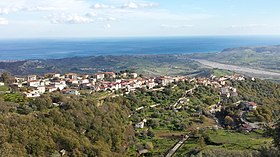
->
(1, 36), (280, 60)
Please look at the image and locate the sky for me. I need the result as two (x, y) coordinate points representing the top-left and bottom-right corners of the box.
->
(0, 0), (280, 38)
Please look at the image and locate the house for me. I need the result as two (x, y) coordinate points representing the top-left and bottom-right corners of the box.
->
(245, 102), (258, 111)
(130, 73), (138, 78)
(94, 73), (105, 80)
(25, 90), (40, 98)
(220, 80), (226, 86)
(15, 77), (25, 83)
(115, 79), (122, 83)
(53, 73), (61, 78)
(67, 79), (79, 85)
(231, 75), (245, 81)
(90, 78), (97, 84)
(221, 87), (230, 97)
(146, 81), (156, 89)
(37, 85), (46, 94)
(156, 76), (174, 86)
(121, 72), (128, 77)
(80, 79), (90, 84)
(82, 74), (89, 79)
(28, 80), (41, 87)
(47, 86), (57, 92)
(43, 79), (51, 86)
(66, 73), (78, 80)
(55, 82), (67, 90)
(135, 121), (145, 129)
(135, 119), (147, 129)
(27, 75), (37, 81)
(0, 82), (4, 86)
(231, 87), (237, 93)
(104, 72), (116, 78)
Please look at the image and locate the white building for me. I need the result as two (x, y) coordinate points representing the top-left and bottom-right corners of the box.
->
(146, 81), (156, 89)
(94, 73), (105, 80)
(135, 121), (145, 129)
(28, 81), (41, 87)
(55, 83), (67, 90)
(80, 79), (90, 84)
(53, 73), (61, 78)
(25, 90), (40, 98)
(27, 75), (37, 82)
(130, 73), (138, 78)
(0, 82), (4, 86)
(37, 86), (46, 94)
(47, 86), (57, 92)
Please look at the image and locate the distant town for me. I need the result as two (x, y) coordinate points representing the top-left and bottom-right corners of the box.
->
(0, 71), (258, 120)
(0, 71), (249, 98)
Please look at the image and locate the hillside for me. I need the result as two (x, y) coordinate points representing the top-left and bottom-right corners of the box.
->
(192, 45), (280, 73)
(0, 76), (279, 156)
(0, 55), (203, 76)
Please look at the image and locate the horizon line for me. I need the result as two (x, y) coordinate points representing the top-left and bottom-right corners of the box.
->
(1, 34), (280, 40)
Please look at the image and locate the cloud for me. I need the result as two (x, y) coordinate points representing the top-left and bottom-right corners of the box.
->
(90, 1), (159, 10)
(121, 2), (159, 9)
(48, 14), (93, 24)
(0, 6), (66, 15)
(91, 3), (115, 9)
(160, 24), (194, 29)
(0, 17), (8, 25)
(85, 12), (98, 18)
(104, 24), (111, 29)
(22, 6), (67, 12)
(0, 7), (18, 15)
(230, 24), (268, 28)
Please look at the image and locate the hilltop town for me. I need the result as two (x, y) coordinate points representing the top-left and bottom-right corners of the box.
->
(0, 70), (279, 156)
(1, 70), (247, 99)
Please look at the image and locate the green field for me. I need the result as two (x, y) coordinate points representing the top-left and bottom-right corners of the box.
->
(175, 129), (272, 156)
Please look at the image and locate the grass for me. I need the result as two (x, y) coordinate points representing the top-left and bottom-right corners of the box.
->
(212, 69), (234, 77)
(0, 85), (9, 92)
(206, 129), (272, 150)
(173, 129), (272, 156)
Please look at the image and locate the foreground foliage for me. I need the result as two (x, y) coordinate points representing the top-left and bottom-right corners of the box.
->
(0, 93), (133, 156)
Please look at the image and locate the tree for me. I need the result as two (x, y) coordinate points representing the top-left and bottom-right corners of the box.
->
(273, 121), (280, 150)
(198, 136), (206, 148)
(145, 142), (154, 150)
(224, 116), (234, 126)
(1, 72), (13, 85)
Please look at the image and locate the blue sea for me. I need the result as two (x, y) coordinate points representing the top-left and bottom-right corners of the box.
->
(1, 36), (280, 60)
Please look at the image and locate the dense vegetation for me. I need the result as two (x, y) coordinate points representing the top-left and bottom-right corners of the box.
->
(216, 78), (280, 127)
(0, 92), (134, 156)
(0, 76), (279, 156)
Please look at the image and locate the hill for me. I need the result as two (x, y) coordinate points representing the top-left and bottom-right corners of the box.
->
(0, 55), (203, 76)
(191, 45), (280, 73)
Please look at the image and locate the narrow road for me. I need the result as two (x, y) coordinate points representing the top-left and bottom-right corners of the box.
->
(240, 111), (261, 129)
(171, 85), (197, 109)
(165, 135), (189, 157)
